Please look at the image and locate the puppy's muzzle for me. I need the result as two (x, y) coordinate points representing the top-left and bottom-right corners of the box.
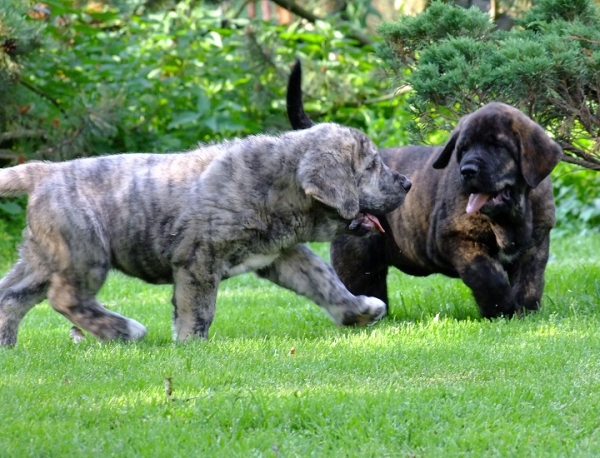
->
(397, 172), (412, 192)
(387, 170), (412, 195)
(459, 160), (486, 192)
(460, 163), (479, 179)
(384, 171), (412, 212)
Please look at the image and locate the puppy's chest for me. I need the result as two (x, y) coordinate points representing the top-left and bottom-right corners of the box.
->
(225, 253), (279, 277)
(490, 223), (529, 264)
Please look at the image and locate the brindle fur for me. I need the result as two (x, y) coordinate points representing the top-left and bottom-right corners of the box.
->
(0, 123), (411, 346)
(287, 61), (563, 318)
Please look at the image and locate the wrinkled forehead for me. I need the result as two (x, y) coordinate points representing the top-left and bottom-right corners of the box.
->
(458, 112), (518, 152)
(351, 130), (377, 157)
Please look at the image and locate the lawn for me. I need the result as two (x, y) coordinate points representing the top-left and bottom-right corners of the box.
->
(1, 233), (600, 457)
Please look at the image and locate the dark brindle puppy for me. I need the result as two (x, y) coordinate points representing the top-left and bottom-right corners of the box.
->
(0, 123), (411, 346)
(287, 61), (563, 318)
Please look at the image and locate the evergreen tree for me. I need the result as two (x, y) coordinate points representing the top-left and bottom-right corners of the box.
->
(0, 0), (43, 142)
(377, 0), (600, 170)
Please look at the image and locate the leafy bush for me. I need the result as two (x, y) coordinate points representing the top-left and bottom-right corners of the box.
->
(552, 164), (600, 236)
(6, 0), (411, 159)
(0, 0), (43, 161)
(0, 197), (25, 267)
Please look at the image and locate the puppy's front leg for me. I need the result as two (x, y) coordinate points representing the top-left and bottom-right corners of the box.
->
(257, 244), (386, 326)
(453, 249), (517, 318)
(507, 235), (551, 313)
(172, 267), (220, 340)
(331, 233), (390, 308)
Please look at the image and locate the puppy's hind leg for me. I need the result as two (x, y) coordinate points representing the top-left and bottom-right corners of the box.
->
(48, 237), (146, 340)
(34, 200), (147, 342)
(47, 270), (147, 342)
(0, 259), (49, 347)
(257, 244), (387, 326)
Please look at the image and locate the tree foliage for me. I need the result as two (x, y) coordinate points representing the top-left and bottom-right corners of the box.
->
(377, 0), (600, 171)
(0, 0), (44, 157)
(0, 0), (411, 164)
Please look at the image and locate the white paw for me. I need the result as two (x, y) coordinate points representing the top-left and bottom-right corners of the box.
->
(327, 296), (387, 327)
(360, 296), (387, 324)
(69, 326), (86, 344)
(126, 319), (148, 341)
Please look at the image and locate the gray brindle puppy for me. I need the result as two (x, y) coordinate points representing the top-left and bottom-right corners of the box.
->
(0, 123), (411, 346)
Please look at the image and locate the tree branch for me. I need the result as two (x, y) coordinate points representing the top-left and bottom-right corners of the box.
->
(561, 153), (600, 170)
(35, 123), (84, 159)
(303, 89), (410, 120)
(245, 27), (289, 80)
(0, 130), (45, 143)
(269, 0), (374, 47)
(0, 149), (21, 160)
(19, 80), (66, 115)
(232, 0), (254, 19)
(560, 141), (600, 170)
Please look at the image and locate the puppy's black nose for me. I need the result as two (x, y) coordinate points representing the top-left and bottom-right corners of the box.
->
(402, 178), (412, 192)
(460, 163), (479, 178)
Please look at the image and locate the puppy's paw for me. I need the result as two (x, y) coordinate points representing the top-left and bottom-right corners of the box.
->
(69, 326), (86, 344)
(126, 319), (148, 341)
(342, 296), (387, 326)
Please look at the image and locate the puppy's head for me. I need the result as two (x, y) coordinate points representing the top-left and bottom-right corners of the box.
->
(432, 102), (563, 216)
(288, 60), (411, 233)
(298, 123), (411, 224)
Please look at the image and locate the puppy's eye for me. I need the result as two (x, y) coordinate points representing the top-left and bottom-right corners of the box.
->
(365, 160), (378, 171)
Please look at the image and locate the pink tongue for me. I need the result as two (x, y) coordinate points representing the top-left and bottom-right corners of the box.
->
(466, 193), (491, 214)
(350, 213), (385, 233)
(366, 214), (385, 233)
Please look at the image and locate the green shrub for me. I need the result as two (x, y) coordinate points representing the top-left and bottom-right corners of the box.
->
(0, 197), (25, 268)
(552, 163), (600, 236)
(5, 0), (411, 159)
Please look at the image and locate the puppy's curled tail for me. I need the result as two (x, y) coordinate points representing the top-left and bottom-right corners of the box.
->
(0, 162), (54, 197)
(287, 60), (315, 130)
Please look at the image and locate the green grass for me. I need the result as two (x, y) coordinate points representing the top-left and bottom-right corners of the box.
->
(1, 234), (600, 456)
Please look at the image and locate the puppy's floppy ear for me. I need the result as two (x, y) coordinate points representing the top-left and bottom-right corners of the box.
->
(513, 115), (563, 188)
(298, 149), (359, 220)
(432, 128), (460, 169)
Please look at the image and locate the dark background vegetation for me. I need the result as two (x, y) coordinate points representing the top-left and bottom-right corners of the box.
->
(1, 0), (600, 252)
